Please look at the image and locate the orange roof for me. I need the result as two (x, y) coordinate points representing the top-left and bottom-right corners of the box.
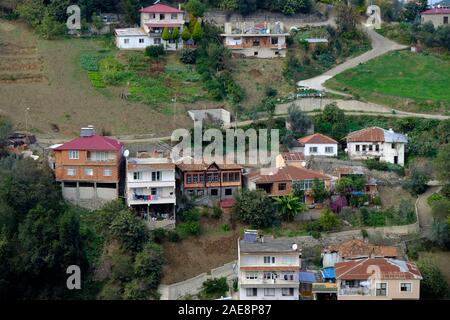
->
(335, 258), (422, 280)
(247, 165), (330, 184)
(324, 239), (398, 259)
(297, 133), (337, 145)
(282, 152), (305, 162)
(345, 127), (385, 142)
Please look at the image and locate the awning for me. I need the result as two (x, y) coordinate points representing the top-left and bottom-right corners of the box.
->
(320, 267), (336, 280)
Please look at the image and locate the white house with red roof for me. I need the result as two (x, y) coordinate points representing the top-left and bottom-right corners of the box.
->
(50, 126), (124, 209)
(421, 7), (450, 28)
(297, 133), (338, 157)
(115, 3), (185, 50)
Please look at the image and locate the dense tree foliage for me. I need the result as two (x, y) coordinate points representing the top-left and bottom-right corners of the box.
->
(232, 189), (278, 228)
(274, 194), (307, 221)
(418, 258), (449, 299)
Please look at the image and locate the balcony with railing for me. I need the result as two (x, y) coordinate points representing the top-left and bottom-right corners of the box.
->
(339, 286), (375, 296)
(128, 193), (176, 205)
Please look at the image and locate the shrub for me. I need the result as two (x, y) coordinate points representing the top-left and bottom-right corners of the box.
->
(212, 206), (223, 219)
(167, 230), (181, 242)
(361, 229), (369, 238)
(428, 193), (444, 206)
(418, 259), (449, 299)
(145, 45), (165, 58)
(177, 221), (201, 237)
(201, 277), (229, 299)
(221, 223), (231, 232)
(151, 228), (167, 243)
(365, 210), (386, 227)
(180, 48), (197, 64)
(318, 209), (341, 232)
(178, 208), (200, 223)
(403, 168), (429, 195)
(200, 207), (209, 218)
(232, 189), (278, 229)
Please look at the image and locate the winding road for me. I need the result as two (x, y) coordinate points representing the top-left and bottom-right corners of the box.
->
(297, 27), (408, 91)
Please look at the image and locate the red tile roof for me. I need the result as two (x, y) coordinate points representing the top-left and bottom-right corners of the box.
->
(297, 133), (338, 145)
(282, 152), (305, 162)
(422, 8), (450, 15)
(345, 127), (385, 142)
(140, 4), (183, 13)
(335, 258), (422, 280)
(247, 165), (330, 183)
(54, 135), (123, 151)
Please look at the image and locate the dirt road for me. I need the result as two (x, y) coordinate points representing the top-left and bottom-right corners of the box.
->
(416, 186), (441, 236)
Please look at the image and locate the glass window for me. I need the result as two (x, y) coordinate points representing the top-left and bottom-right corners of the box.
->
(362, 145), (367, 151)
(400, 283), (411, 292)
(246, 288), (257, 297)
(186, 174), (192, 184)
(210, 188), (218, 196)
(376, 144), (380, 151)
(246, 273), (258, 280)
(264, 288), (275, 296)
(278, 183), (286, 191)
(154, 38), (161, 45)
(67, 168), (76, 176)
(225, 188), (232, 196)
(171, 13), (177, 19)
(193, 174), (198, 183)
(103, 169), (112, 176)
(264, 256), (271, 264)
(325, 146), (334, 153)
(160, 14), (165, 20)
(84, 168), (93, 176)
(124, 38), (129, 44)
(282, 288), (294, 296)
(139, 38), (144, 43)
(271, 37), (278, 45)
(133, 172), (142, 180)
(152, 171), (161, 181)
(69, 150), (79, 159)
(199, 174), (204, 182)
(356, 145), (360, 151)
(309, 146), (318, 153)
(376, 283), (387, 296)
(369, 145), (373, 151)
(151, 188), (157, 196)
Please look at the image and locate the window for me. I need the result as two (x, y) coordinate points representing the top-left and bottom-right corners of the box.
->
(69, 150), (79, 160)
(375, 144), (380, 152)
(207, 173), (219, 182)
(246, 273), (258, 280)
(133, 172), (142, 180)
(199, 174), (204, 182)
(152, 171), (161, 181)
(284, 274), (294, 281)
(246, 288), (257, 297)
(90, 151), (113, 161)
(210, 188), (218, 196)
(187, 189), (194, 195)
(193, 174), (198, 183)
(362, 145), (367, 151)
(263, 256), (275, 264)
(263, 272), (274, 280)
(225, 188), (232, 196)
(391, 143), (396, 149)
(67, 168), (76, 176)
(264, 288), (275, 296)
(400, 283), (412, 292)
(139, 38), (144, 43)
(124, 38), (129, 44)
(171, 13), (177, 20)
(278, 183), (286, 191)
(309, 146), (318, 153)
(369, 145), (373, 151)
(84, 168), (93, 176)
(196, 189), (204, 196)
(186, 174), (192, 184)
(282, 288), (294, 296)
(271, 37), (278, 45)
(154, 38), (161, 45)
(160, 14), (165, 20)
(376, 283), (387, 296)
(444, 16), (448, 24)
(356, 145), (360, 152)
(325, 146), (334, 153)
(297, 179), (314, 190)
(103, 169), (112, 177)
(252, 39), (260, 47)
(151, 188), (157, 196)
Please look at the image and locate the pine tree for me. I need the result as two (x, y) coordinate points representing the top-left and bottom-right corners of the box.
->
(192, 21), (204, 43)
(181, 27), (192, 42)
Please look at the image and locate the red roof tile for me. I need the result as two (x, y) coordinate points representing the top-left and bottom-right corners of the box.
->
(335, 258), (422, 280)
(247, 165), (330, 183)
(422, 8), (450, 15)
(297, 133), (338, 145)
(54, 135), (123, 151)
(282, 152), (305, 162)
(345, 127), (385, 142)
(140, 4), (183, 13)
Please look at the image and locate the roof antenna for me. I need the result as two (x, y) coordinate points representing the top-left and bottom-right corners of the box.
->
(154, 0), (160, 4)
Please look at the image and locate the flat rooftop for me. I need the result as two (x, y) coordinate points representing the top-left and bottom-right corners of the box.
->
(240, 237), (299, 253)
(115, 28), (147, 36)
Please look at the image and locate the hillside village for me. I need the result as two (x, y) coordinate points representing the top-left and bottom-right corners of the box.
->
(0, 0), (449, 302)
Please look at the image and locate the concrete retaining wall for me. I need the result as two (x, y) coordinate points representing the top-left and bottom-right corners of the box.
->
(97, 187), (117, 200)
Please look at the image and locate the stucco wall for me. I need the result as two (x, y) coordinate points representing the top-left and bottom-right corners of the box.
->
(304, 143), (338, 157)
(422, 14), (449, 28)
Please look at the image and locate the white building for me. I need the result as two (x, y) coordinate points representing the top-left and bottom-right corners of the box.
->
(238, 231), (301, 300)
(115, 3), (185, 50)
(296, 133), (338, 157)
(126, 156), (176, 229)
(345, 127), (408, 166)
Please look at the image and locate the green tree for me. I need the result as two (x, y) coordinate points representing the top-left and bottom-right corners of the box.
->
(335, 1), (359, 35)
(182, 27), (192, 42)
(201, 277), (229, 299)
(91, 14), (105, 32)
(318, 208), (340, 231)
(417, 258), (449, 299)
(433, 144), (450, 183)
(287, 104), (312, 134)
(36, 10), (66, 39)
(232, 189), (278, 228)
(403, 168), (429, 196)
(161, 26), (171, 48)
(312, 178), (329, 204)
(133, 242), (165, 290)
(172, 27), (180, 49)
(192, 21), (204, 43)
(184, 0), (206, 17)
(120, 0), (140, 26)
(16, 0), (45, 28)
(274, 194), (307, 221)
(110, 211), (149, 252)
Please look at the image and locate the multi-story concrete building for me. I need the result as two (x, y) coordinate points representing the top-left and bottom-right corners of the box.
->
(421, 7), (450, 28)
(51, 126), (124, 209)
(238, 231), (301, 300)
(115, 3), (185, 50)
(176, 161), (243, 206)
(335, 258), (422, 300)
(125, 155), (176, 229)
(345, 127), (408, 166)
(221, 21), (289, 58)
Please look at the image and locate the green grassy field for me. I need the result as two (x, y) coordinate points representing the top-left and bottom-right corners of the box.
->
(325, 51), (450, 113)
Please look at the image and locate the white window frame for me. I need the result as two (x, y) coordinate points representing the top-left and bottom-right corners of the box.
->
(264, 288), (275, 296)
(139, 38), (144, 43)
(400, 282), (412, 293)
(133, 171), (142, 180)
(246, 288), (257, 297)
(84, 168), (93, 176)
(325, 146), (334, 153)
(68, 150), (79, 160)
(309, 146), (318, 153)
(67, 168), (76, 176)
(246, 272), (258, 280)
(171, 13), (177, 20)
(103, 169), (112, 177)
(124, 38), (129, 44)
(376, 282), (388, 296)
(282, 288), (294, 296)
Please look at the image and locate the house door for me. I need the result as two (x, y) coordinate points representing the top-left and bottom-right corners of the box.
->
(394, 156), (398, 164)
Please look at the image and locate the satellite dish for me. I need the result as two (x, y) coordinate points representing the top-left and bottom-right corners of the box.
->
(123, 149), (130, 157)
(292, 243), (298, 251)
(344, 148), (348, 152)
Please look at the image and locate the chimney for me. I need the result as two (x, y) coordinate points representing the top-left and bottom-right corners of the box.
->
(178, 3), (182, 10)
(80, 126), (94, 137)
(224, 22), (231, 34)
